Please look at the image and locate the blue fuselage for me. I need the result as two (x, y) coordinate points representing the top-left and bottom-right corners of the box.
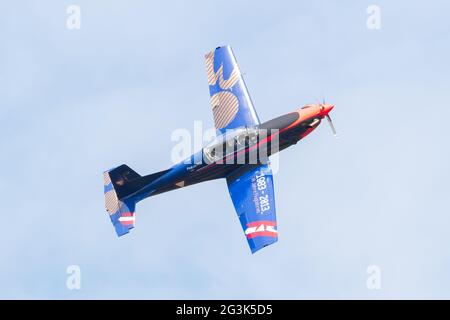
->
(130, 108), (327, 203)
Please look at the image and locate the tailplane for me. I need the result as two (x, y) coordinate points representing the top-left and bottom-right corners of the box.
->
(103, 164), (170, 236)
(103, 165), (139, 236)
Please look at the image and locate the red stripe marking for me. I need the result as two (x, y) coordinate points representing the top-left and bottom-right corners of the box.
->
(121, 212), (133, 217)
(246, 231), (278, 239)
(246, 220), (277, 227)
(120, 220), (134, 226)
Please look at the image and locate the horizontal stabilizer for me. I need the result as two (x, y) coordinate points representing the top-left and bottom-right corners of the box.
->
(104, 168), (136, 236)
(103, 164), (171, 237)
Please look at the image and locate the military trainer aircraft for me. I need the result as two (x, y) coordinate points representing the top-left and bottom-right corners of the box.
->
(103, 45), (335, 253)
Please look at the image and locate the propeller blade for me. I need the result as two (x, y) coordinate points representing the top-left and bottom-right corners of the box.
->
(326, 114), (337, 137)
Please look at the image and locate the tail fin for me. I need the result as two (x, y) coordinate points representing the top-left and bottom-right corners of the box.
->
(103, 165), (139, 236)
(103, 164), (170, 237)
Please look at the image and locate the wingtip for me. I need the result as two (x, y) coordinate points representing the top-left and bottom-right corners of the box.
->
(249, 237), (278, 254)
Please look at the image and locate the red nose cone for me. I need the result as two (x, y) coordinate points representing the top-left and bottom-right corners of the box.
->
(321, 104), (334, 115)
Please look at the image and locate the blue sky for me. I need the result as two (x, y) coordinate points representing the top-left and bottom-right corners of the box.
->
(1, 0), (450, 299)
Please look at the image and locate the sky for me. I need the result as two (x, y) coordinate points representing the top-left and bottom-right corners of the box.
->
(0, 0), (449, 299)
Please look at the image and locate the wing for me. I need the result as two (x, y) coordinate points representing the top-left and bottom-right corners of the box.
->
(205, 46), (260, 134)
(226, 164), (277, 253)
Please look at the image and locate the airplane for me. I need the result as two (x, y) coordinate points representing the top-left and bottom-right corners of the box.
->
(103, 45), (335, 253)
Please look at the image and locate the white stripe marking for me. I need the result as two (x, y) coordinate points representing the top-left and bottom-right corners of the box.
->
(118, 216), (135, 222)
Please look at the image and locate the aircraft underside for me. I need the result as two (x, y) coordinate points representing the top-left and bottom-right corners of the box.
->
(103, 45), (335, 253)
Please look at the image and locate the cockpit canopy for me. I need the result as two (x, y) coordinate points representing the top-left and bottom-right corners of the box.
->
(203, 127), (259, 163)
